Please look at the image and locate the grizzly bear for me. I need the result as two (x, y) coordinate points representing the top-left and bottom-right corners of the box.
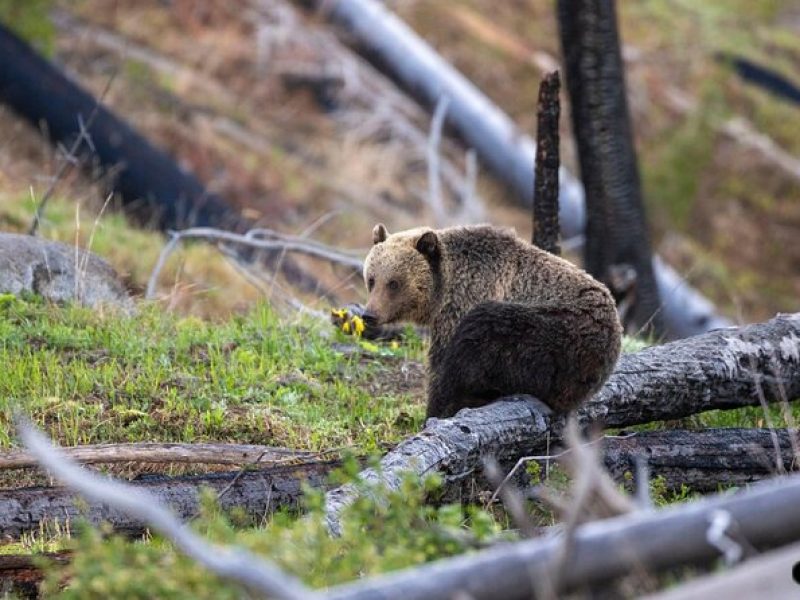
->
(363, 223), (622, 418)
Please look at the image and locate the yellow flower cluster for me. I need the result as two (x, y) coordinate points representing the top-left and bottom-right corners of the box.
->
(330, 308), (366, 338)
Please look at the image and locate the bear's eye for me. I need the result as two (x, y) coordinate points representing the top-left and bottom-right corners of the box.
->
(367, 277), (375, 292)
(388, 279), (400, 291)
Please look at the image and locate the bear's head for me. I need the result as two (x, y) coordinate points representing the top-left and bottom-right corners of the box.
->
(362, 223), (441, 326)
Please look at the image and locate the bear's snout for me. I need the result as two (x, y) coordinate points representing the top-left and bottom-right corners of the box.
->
(361, 308), (380, 326)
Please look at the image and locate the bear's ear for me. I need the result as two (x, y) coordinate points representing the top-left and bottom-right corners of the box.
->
(415, 230), (440, 260)
(372, 223), (389, 245)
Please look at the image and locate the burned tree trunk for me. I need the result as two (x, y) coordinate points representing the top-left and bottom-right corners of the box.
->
(602, 428), (798, 492)
(532, 71), (562, 256)
(557, 0), (663, 335)
(0, 23), (239, 232)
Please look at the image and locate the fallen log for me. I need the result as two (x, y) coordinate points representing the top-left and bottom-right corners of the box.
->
(580, 312), (800, 428)
(307, 0), (731, 339)
(0, 23), (237, 231)
(0, 459), (337, 538)
(324, 313), (800, 532)
(0, 551), (71, 599)
(601, 428), (798, 492)
(0, 442), (321, 470)
(325, 471), (800, 600)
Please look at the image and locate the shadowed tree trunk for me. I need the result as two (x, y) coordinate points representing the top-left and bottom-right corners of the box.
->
(557, 0), (664, 336)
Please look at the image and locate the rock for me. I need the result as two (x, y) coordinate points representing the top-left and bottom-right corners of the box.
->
(0, 233), (133, 311)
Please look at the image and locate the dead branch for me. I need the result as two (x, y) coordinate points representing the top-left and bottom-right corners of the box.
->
(0, 442), (325, 470)
(28, 72), (115, 236)
(324, 313), (800, 533)
(427, 95), (451, 227)
(146, 226), (363, 299)
(325, 472), (800, 600)
(18, 423), (320, 600)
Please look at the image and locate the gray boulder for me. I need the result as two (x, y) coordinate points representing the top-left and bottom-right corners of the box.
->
(0, 233), (133, 311)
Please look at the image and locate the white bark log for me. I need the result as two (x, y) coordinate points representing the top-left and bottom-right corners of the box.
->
(325, 472), (800, 600)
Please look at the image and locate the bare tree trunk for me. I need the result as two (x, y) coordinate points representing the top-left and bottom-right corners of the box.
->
(532, 71), (562, 255)
(0, 459), (337, 538)
(325, 313), (800, 532)
(557, 0), (663, 336)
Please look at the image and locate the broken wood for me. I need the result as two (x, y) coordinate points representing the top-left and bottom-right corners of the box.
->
(532, 71), (561, 256)
(0, 442), (320, 470)
(325, 472), (800, 600)
(325, 313), (800, 533)
(0, 458), (338, 538)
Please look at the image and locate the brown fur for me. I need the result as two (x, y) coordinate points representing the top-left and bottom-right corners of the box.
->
(363, 224), (622, 418)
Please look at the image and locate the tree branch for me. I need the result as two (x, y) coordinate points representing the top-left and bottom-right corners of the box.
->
(0, 442), (327, 470)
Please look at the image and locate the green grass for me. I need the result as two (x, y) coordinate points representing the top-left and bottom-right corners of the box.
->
(0, 296), (426, 453)
(0, 0), (55, 56)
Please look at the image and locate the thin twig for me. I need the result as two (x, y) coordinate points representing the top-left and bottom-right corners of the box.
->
(489, 432), (638, 504)
(29, 70), (117, 236)
(484, 457), (537, 538)
(146, 226), (363, 299)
